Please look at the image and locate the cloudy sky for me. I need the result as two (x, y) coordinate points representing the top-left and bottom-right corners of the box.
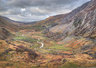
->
(0, 0), (90, 22)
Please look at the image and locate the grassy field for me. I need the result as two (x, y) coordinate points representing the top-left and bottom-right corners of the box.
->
(48, 44), (70, 51)
(14, 36), (37, 43)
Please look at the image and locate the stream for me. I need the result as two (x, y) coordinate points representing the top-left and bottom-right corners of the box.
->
(37, 38), (44, 48)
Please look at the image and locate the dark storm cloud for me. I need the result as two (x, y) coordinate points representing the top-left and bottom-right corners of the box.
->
(8, 0), (79, 8)
(0, 0), (90, 22)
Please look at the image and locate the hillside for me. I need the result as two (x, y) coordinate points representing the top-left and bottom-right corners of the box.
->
(34, 1), (90, 28)
(0, 16), (20, 39)
(0, 16), (20, 31)
(42, 0), (96, 40)
(41, 0), (96, 59)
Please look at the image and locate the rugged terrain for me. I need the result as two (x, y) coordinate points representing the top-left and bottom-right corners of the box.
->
(0, 0), (96, 68)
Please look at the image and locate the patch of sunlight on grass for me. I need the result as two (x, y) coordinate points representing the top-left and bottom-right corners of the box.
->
(14, 36), (26, 40)
(14, 36), (37, 43)
(48, 45), (70, 51)
(31, 44), (41, 49)
(38, 49), (50, 53)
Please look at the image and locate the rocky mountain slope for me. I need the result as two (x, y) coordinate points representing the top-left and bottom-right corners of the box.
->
(28, 0), (96, 59)
(42, 0), (96, 40)
(34, 1), (89, 28)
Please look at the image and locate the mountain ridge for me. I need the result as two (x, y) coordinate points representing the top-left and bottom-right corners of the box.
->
(41, 0), (96, 41)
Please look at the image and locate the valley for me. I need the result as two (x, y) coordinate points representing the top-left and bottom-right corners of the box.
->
(0, 0), (96, 68)
(0, 26), (96, 68)
(0, 28), (72, 68)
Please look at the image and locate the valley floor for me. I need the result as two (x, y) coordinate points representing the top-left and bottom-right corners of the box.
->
(0, 28), (96, 68)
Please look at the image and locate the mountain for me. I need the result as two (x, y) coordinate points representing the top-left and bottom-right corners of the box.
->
(35, 0), (96, 58)
(0, 16), (20, 39)
(0, 16), (20, 31)
(35, 1), (89, 27)
(42, 0), (96, 40)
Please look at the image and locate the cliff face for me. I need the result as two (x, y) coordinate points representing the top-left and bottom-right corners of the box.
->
(44, 0), (96, 40)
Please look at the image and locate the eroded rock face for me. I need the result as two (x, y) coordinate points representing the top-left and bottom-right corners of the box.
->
(45, 0), (96, 40)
